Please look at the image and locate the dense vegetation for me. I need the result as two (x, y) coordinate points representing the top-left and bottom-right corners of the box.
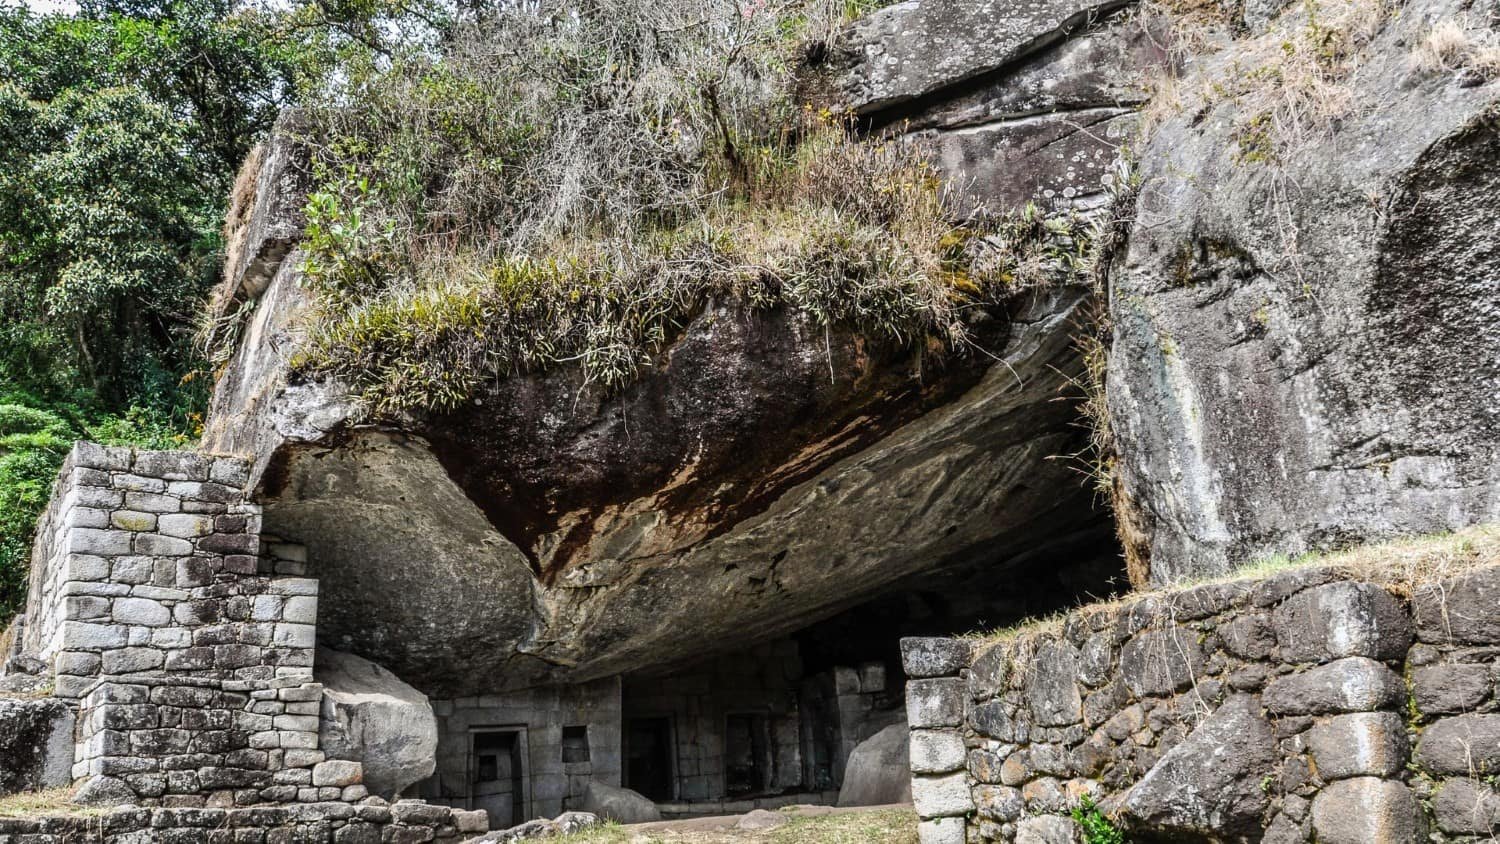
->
(0, 0), (435, 622)
(285, 0), (1084, 412)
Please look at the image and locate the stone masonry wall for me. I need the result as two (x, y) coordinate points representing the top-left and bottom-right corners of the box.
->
(18, 444), (310, 699)
(0, 800), (489, 843)
(423, 677), (623, 822)
(902, 562), (1500, 842)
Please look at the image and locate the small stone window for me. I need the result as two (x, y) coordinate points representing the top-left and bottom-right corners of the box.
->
(562, 725), (590, 763)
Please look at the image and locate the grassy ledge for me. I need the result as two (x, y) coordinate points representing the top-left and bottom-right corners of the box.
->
(967, 524), (1500, 644)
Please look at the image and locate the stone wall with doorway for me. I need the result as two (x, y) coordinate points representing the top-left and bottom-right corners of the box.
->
(623, 638), (903, 815)
(419, 677), (622, 827)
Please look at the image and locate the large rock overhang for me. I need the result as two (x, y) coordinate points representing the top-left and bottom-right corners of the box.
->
(247, 288), (1105, 698)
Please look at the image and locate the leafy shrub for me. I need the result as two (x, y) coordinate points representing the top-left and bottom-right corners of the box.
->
(0, 396), (192, 623)
(1071, 795), (1127, 844)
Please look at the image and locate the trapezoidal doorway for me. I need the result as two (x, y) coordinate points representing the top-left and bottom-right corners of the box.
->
(624, 716), (674, 802)
(469, 727), (526, 828)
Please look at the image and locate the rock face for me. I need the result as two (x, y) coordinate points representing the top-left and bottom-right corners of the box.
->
(837, 723), (914, 806)
(813, 0), (1167, 212)
(1106, 0), (1500, 582)
(194, 0), (1192, 701)
(316, 646), (439, 798)
(0, 697), (74, 795)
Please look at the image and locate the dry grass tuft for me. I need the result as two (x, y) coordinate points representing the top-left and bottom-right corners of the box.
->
(285, 0), (1090, 413)
(1138, 0), (1396, 161)
(1409, 17), (1500, 78)
(1224, 0), (1392, 160)
(0, 787), (100, 819)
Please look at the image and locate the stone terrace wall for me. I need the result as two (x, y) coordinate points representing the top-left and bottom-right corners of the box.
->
(0, 800), (489, 843)
(901, 562), (1500, 842)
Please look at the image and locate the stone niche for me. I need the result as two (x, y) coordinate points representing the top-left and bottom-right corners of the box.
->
(902, 556), (1500, 843)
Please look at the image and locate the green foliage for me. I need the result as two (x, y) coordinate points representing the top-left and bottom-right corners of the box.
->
(1071, 796), (1127, 844)
(0, 0), (422, 627)
(0, 393), (192, 622)
(0, 1), (299, 407)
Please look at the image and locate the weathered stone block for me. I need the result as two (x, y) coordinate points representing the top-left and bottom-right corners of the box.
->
(1027, 640), (1083, 727)
(1020, 776), (1066, 813)
(111, 511), (159, 532)
(1220, 612), (1276, 660)
(1414, 568), (1500, 644)
(901, 638), (973, 679)
(111, 555), (156, 584)
(65, 595), (111, 621)
(973, 783), (1024, 821)
(1077, 634), (1113, 687)
(1014, 815), (1079, 844)
(1120, 695), (1276, 839)
(1120, 626), (1204, 696)
(73, 442), (132, 471)
(113, 597), (171, 627)
(126, 491), (182, 513)
(909, 730), (966, 774)
(282, 597), (318, 625)
(113, 474), (167, 494)
(70, 528), (134, 556)
(907, 678), (965, 729)
(103, 647), (166, 674)
(158, 514), (215, 538)
(1412, 662), (1492, 716)
(1311, 777), (1425, 844)
(911, 771), (974, 819)
(1263, 658), (1405, 715)
(63, 621), (129, 651)
(0, 698), (75, 793)
(1415, 714), (1500, 776)
(135, 450), (210, 481)
(970, 701), (1029, 743)
(272, 623), (316, 649)
(56, 651), (101, 676)
(916, 816), (966, 844)
(312, 760), (363, 788)
(1433, 777), (1500, 835)
(135, 534), (194, 556)
(1306, 712), (1409, 779)
(1272, 582), (1412, 663)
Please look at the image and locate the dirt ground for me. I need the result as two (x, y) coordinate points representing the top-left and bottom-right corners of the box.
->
(559, 804), (919, 843)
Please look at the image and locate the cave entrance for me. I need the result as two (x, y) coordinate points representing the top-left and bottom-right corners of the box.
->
(724, 713), (772, 796)
(468, 727), (525, 829)
(624, 716), (675, 802)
